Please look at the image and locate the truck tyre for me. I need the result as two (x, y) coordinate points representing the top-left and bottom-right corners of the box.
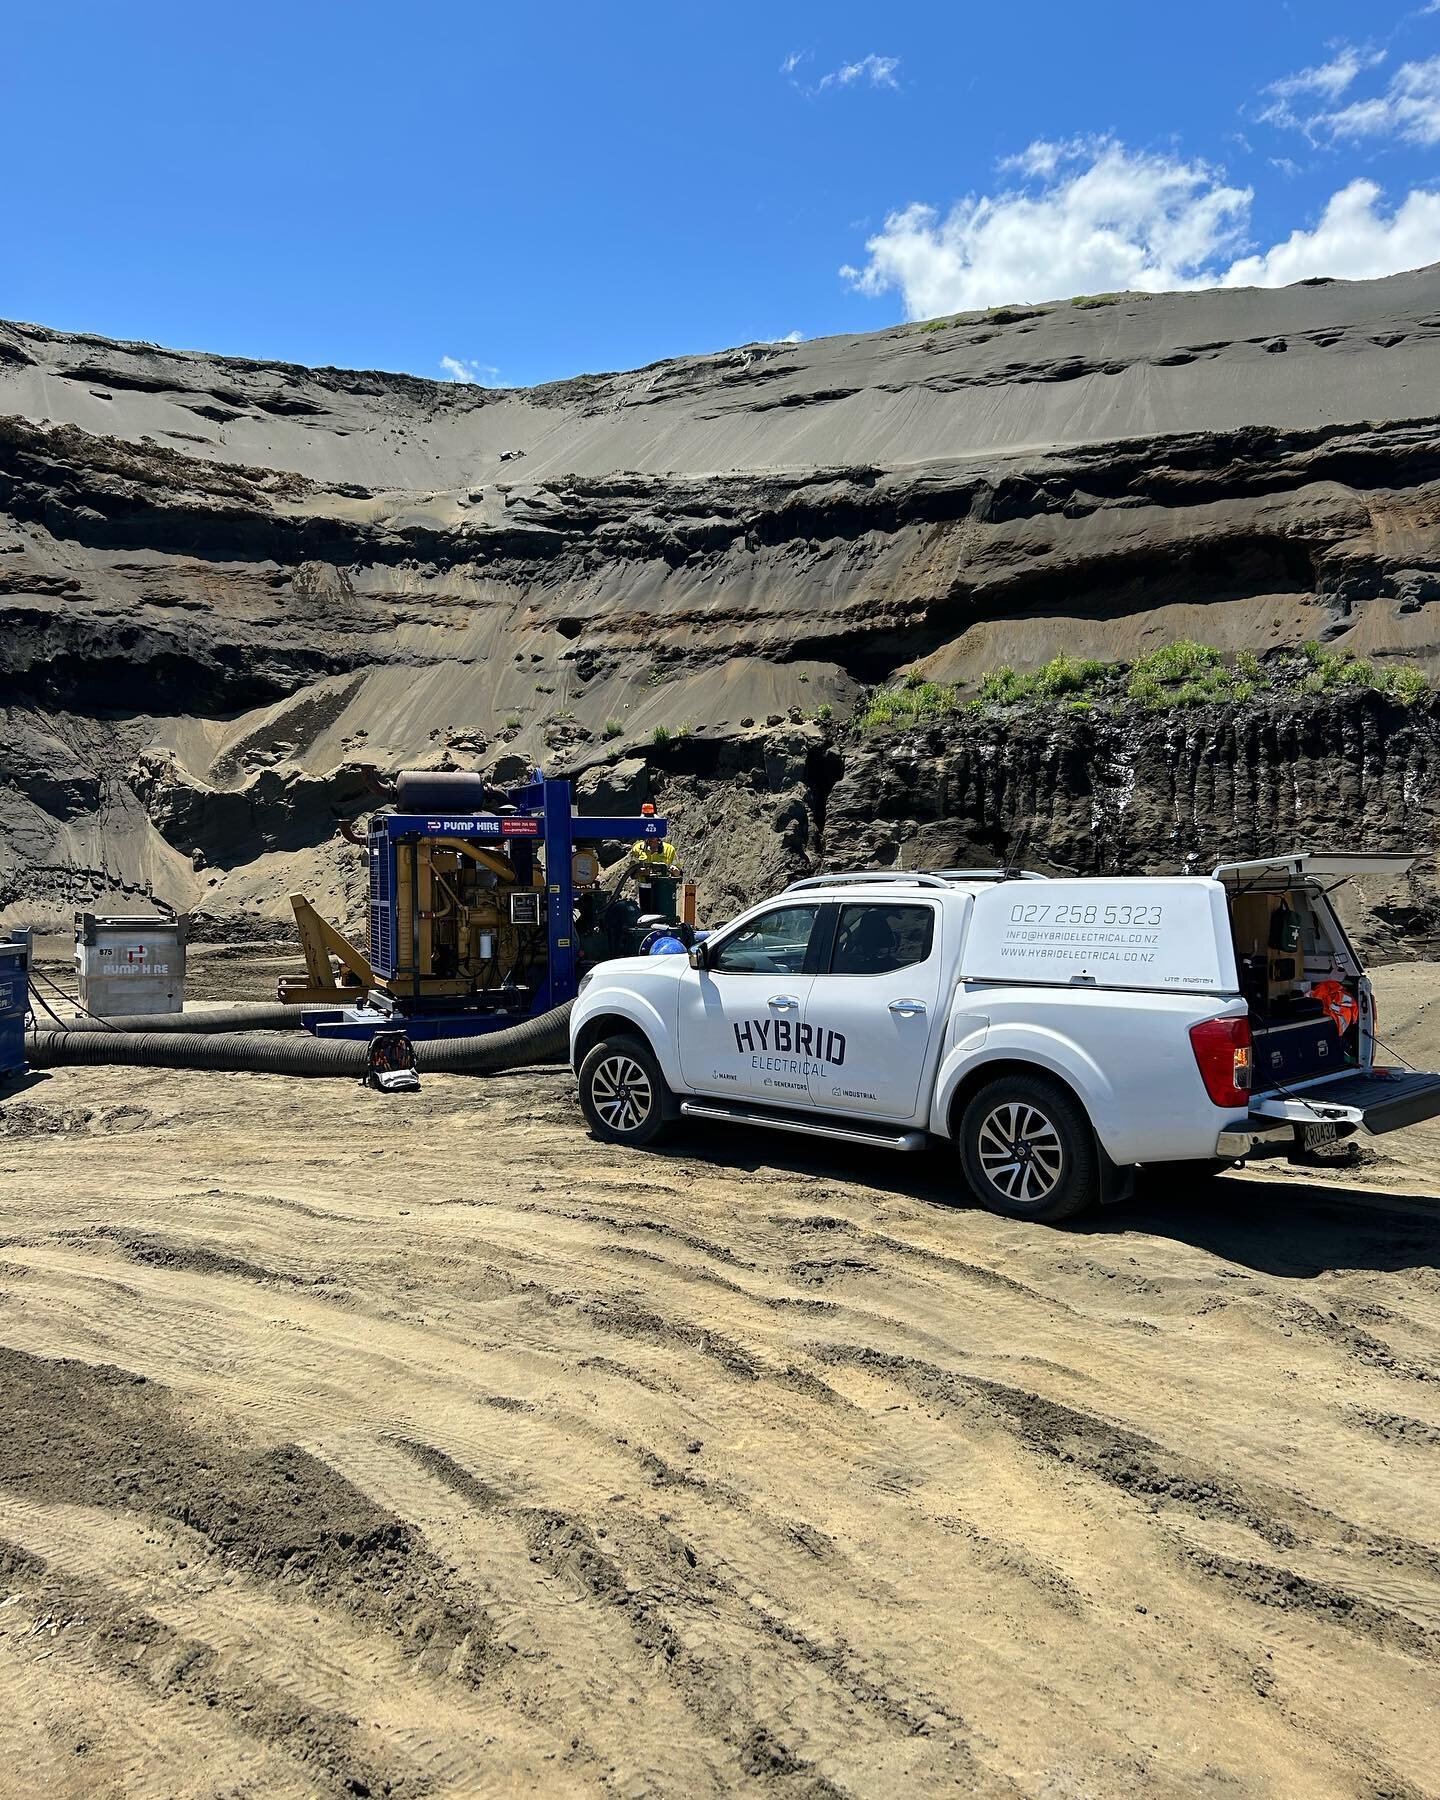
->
(578, 1034), (671, 1147)
(959, 1074), (1099, 1223)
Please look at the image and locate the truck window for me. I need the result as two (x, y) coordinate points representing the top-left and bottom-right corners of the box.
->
(710, 905), (819, 974)
(828, 904), (935, 976)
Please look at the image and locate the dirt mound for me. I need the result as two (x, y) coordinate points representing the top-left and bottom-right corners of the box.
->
(0, 1349), (499, 1672)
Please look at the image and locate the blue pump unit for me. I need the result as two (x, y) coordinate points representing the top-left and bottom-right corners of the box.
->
(302, 770), (669, 1042)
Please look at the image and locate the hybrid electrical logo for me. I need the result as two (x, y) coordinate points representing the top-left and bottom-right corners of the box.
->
(732, 1017), (846, 1071)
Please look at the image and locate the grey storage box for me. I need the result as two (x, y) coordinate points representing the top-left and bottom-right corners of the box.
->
(76, 913), (187, 1016)
(0, 931), (28, 1077)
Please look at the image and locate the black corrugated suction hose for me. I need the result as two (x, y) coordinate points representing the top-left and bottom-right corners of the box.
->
(27, 1027), (369, 1078)
(417, 1002), (573, 1073)
(25, 1002), (575, 1081)
(60, 1003), (305, 1034)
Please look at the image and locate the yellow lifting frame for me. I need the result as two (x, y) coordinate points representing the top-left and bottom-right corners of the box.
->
(277, 893), (377, 1005)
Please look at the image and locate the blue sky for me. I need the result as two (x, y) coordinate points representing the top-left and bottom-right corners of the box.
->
(4, 1), (1439, 386)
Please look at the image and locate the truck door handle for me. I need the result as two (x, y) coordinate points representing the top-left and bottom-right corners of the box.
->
(889, 998), (927, 1017)
(768, 995), (799, 1010)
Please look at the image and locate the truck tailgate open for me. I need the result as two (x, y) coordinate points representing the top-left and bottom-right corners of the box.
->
(1250, 1069), (1440, 1135)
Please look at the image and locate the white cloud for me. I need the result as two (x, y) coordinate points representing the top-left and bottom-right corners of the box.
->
(843, 141), (1440, 317)
(816, 53), (900, 92)
(844, 141), (1252, 317)
(1222, 178), (1440, 285)
(1259, 44), (1384, 127)
(770, 329), (804, 343)
(780, 49), (808, 76)
(998, 136), (1100, 178)
(1260, 51), (1440, 146)
(439, 356), (500, 384)
(1324, 56), (1440, 146)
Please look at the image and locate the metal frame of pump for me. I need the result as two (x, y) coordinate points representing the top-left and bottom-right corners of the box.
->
(301, 774), (670, 1041)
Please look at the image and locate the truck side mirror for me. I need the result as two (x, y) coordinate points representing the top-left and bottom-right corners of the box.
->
(688, 943), (707, 971)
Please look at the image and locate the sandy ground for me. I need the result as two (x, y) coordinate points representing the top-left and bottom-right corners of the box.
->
(0, 957), (1438, 1797)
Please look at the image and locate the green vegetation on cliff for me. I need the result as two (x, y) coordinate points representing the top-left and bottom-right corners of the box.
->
(859, 641), (1431, 732)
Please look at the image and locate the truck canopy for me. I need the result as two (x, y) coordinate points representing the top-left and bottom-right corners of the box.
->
(962, 878), (1237, 995)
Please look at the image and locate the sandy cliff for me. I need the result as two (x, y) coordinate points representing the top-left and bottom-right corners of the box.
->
(2, 267), (1438, 934)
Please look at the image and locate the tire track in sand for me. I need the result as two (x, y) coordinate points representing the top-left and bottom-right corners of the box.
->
(3, 1057), (1440, 1796)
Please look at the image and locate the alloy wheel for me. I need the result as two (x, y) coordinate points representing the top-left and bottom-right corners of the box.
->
(590, 1054), (654, 1133)
(976, 1102), (1064, 1205)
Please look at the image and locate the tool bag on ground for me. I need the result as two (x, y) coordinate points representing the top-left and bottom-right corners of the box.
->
(366, 1029), (420, 1093)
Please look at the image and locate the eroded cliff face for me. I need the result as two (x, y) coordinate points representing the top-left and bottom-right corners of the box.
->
(821, 696), (1440, 959)
(564, 692), (1432, 961)
(2, 268), (1439, 937)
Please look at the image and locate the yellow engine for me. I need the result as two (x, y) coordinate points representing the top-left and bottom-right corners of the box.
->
(389, 837), (541, 998)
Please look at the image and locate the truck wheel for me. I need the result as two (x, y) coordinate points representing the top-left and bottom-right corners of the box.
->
(959, 1075), (1099, 1224)
(578, 1034), (671, 1147)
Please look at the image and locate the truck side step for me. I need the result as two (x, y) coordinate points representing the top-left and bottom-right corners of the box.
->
(679, 1100), (926, 1153)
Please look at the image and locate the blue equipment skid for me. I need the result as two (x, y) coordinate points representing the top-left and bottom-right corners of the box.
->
(303, 771), (668, 1042)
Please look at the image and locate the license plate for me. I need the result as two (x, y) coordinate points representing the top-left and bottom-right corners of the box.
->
(1302, 1121), (1340, 1150)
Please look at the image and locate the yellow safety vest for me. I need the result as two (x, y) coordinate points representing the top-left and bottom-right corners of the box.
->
(631, 839), (677, 869)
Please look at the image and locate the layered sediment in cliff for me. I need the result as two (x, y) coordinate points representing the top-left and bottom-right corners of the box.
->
(2, 267), (1438, 937)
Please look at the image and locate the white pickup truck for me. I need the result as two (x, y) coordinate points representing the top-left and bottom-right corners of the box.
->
(569, 855), (1440, 1222)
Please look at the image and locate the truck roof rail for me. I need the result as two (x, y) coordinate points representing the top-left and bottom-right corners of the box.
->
(785, 868), (1052, 893)
(926, 867), (1050, 882)
(784, 871), (953, 892)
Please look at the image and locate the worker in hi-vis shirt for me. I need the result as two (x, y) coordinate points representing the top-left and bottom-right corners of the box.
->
(628, 803), (677, 872)
(630, 837), (677, 872)
(628, 802), (679, 919)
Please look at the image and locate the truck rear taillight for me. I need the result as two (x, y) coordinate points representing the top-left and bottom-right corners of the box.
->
(1189, 1015), (1253, 1109)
